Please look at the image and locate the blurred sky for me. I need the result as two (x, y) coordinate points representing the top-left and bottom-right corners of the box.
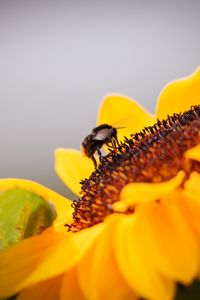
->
(0, 0), (200, 198)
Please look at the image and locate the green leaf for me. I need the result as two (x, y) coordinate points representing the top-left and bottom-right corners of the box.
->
(0, 189), (56, 251)
(175, 280), (200, 300)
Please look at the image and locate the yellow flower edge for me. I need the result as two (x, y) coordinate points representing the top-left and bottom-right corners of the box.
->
(97, 94), (155, 142)
(54, 148), (94, 197)
(114, 171), (185, 211)
(185, 144), (200, 162)
(0, 178), (73, 225)
(156, 66), (200, 120)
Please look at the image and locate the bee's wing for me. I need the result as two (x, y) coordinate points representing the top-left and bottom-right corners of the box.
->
(94, 128), (113, 140)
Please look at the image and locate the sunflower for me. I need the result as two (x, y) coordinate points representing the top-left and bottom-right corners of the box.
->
(0, 67), (200, 300)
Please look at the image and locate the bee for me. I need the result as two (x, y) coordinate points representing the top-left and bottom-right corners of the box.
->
(81, 124), (121, 169)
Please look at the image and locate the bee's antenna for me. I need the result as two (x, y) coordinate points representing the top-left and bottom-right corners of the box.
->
(115, 126), (125, 130)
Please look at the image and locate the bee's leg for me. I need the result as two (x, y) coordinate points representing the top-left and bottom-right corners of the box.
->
(97, 148), (103, 162)
(110, 139), (115, 148)
(106, 142), (115, 152)
(91, 154), (97, 169)
(111, 138), (119, 149)
(107, 139), (115, 149)
(115, 136), (120, 147)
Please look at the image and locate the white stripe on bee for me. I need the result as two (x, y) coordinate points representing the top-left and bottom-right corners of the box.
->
(94, 128), (113, 140)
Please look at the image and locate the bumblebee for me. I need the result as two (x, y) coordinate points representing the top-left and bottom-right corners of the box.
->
(81, 124), (120, 169)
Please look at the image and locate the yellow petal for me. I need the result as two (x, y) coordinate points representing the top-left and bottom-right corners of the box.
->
(177, 192), (200, 241)
(114, 171), (185, 210)
(17, 275), (62, 300)
(180, 172), (200, 238)
(0, 227), (65, 298)
(55, 148), (94, 196)
(114, 214), (175, 300)
(0, 224), (103, 298)
(19, 223), (103, 289)
(78, 215), (136, 300)
(137, 199), (199, 283)
(60, 268), (85, 300)
(97, 94), (155, 142)
(18, 271), (85, 300)
(184, 172), (200, 192)
(156, 67), (200, 120)
(185, 145), (200, 162)
(0, 178), (73, 225)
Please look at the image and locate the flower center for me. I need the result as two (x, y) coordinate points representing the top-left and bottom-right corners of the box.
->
(69, 106), (200, 232)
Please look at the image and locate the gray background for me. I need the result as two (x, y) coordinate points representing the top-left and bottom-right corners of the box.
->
(0, 0), (199, 198)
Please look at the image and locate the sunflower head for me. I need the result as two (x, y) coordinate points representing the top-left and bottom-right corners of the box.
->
(70, 105), (200, 232)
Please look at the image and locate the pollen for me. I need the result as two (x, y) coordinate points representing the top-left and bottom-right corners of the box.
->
(70, 106), (200, 232)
